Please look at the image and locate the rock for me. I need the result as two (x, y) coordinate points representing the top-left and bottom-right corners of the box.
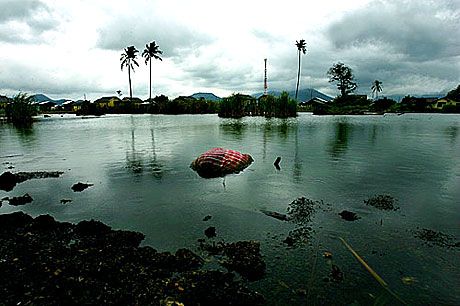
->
(0, 171), (64, 191)
(202, 215), (212, 221)
(72, 182), (93, 192)
(338, 210), (361, 221)
(75, 220), (111, 236)
(60, 199), (72, 204)
(9, 193), (33, 206)
(0, 172), (17, 191)
(204, 227), (216, 238)
(221, 241), (266, 281)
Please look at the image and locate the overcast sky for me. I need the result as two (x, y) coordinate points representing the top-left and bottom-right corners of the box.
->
(0, 0), (458, 100)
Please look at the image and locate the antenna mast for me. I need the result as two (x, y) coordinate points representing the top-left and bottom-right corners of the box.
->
(264, 58), (268, 95)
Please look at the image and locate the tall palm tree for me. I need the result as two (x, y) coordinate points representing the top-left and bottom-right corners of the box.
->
(142, 41), (163, 101)
(295, 39), (307, 100)
(371, 80), (383, 99)
(120, 46), (139, 101)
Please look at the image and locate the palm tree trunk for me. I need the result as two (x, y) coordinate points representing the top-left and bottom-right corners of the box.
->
(295, 50), (301, 100)
(149, 59), (152, 101)
(128, 66), (133, 101)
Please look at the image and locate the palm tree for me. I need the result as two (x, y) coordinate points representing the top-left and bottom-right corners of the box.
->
(371, 80), (383, 99)
(295, 39), (307, 100)
(142, 41), (163, 101)
(120, 46), (139, 101)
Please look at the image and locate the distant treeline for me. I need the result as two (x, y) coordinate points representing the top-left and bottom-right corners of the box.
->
(219, 92), (297, 118)
(77, 92), (298, 118)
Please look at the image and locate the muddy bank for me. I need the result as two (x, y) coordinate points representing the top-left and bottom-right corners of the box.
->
(0, 212), (264, 305)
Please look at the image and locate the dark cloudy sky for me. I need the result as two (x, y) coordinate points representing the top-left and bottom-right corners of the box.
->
(0, 0), (458, 100)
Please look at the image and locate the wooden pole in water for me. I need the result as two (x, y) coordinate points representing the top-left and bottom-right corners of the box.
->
(339, 237), (407, 305)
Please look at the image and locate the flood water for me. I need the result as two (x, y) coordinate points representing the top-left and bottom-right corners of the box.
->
(1, 113), (459, 304)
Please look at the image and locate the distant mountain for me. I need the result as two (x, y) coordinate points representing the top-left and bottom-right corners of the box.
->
(251, 89), (333, 102)
(31, 94), (71, 105)
(381, 93), (447, 102)
(190, 92), (222, 101)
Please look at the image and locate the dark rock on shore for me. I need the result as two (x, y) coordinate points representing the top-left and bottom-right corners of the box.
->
(338, 210), (361, 221)
(198, 240), (266, 281)
(0, 212), (265, 305)
(0, 171), (17, 191)
(204, 226), (216, 238)
(71, 182), (94, 192)
(0, 171), (64, 191)
(8, 193), (34, 206)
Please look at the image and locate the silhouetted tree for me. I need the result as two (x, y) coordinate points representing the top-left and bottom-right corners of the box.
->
(142, 41), (163, 101)
(120, 46), (139, 101)
(371, 80), (383, 99)
(295, 39), (307, 100)
(327, 62), (357, 97)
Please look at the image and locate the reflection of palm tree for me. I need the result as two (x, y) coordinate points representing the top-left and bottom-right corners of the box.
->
(295, 39), (307, 100)
(142, 41), (163, 101)
(120, 46), (139, 101)
(371, 80), (383, 100)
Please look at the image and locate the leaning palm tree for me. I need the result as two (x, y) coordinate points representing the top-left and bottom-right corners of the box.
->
(120, 46), (139, 101)
(142, 41), (163, 101)
(371, 80), (383, 99)
(295, 39), (307, 100)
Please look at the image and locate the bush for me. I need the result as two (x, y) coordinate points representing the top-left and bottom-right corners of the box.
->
(5, 93), (37, 126)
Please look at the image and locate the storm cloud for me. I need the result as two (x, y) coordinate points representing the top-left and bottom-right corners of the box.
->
(96, 14), (214, 58)
(0, 0), (60, 43)
(325, 0), (460, 95)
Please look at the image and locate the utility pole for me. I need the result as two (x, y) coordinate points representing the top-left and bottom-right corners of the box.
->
(264, 58), (268, 95)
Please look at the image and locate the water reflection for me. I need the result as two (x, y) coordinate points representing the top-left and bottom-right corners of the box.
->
(328, 120), (352, 159)
(14, 125), (37, 148)
(445, 125), (459, 144)
(124, 117), (164, 180)
(149, 128), (163, 180)
(219, 119), (246, 140)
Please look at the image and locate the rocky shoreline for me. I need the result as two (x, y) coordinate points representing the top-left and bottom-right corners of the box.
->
(0, 212), (265, 305)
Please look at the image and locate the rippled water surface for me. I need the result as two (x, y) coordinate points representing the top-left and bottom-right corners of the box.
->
(1, 113), (459, 304)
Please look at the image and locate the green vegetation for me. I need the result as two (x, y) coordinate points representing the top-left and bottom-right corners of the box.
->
(120, 46), (139, 101)
(219, 92), (297, 118)
(142, 41), (163, 101)
(148, 95), (218, 114)
(371, 80), (383, 99)
(5, 93), (37, 126)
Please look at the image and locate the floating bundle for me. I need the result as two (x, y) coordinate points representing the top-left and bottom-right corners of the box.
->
(190, 148), (254, 178)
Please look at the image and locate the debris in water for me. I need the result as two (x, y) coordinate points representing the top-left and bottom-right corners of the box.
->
(261, 209), (288, 221)
(338, 210), (361, 221)
(71, 182), (94, 192)
(364, 195), (399, 211)
(413, 228), (459, 248)
(202, 215), (212, 221)
(274, 156), (281, 170)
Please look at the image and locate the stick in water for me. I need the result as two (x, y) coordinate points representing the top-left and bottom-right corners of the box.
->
(339, 237), (407, 305)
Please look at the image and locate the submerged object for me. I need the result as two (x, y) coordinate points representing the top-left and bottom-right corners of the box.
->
(190, 148), (254, 178)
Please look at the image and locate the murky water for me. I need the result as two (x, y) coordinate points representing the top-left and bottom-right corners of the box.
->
(1, 113), (459, 304)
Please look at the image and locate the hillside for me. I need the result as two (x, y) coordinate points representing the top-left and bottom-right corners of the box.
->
(190, 92), (222, 101)
(252, 89), (333, 102)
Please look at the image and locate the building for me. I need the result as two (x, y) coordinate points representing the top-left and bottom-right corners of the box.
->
(94, 96), (121, 108)
(0, 95), (11, 108)
(432, 97), (459, 110)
